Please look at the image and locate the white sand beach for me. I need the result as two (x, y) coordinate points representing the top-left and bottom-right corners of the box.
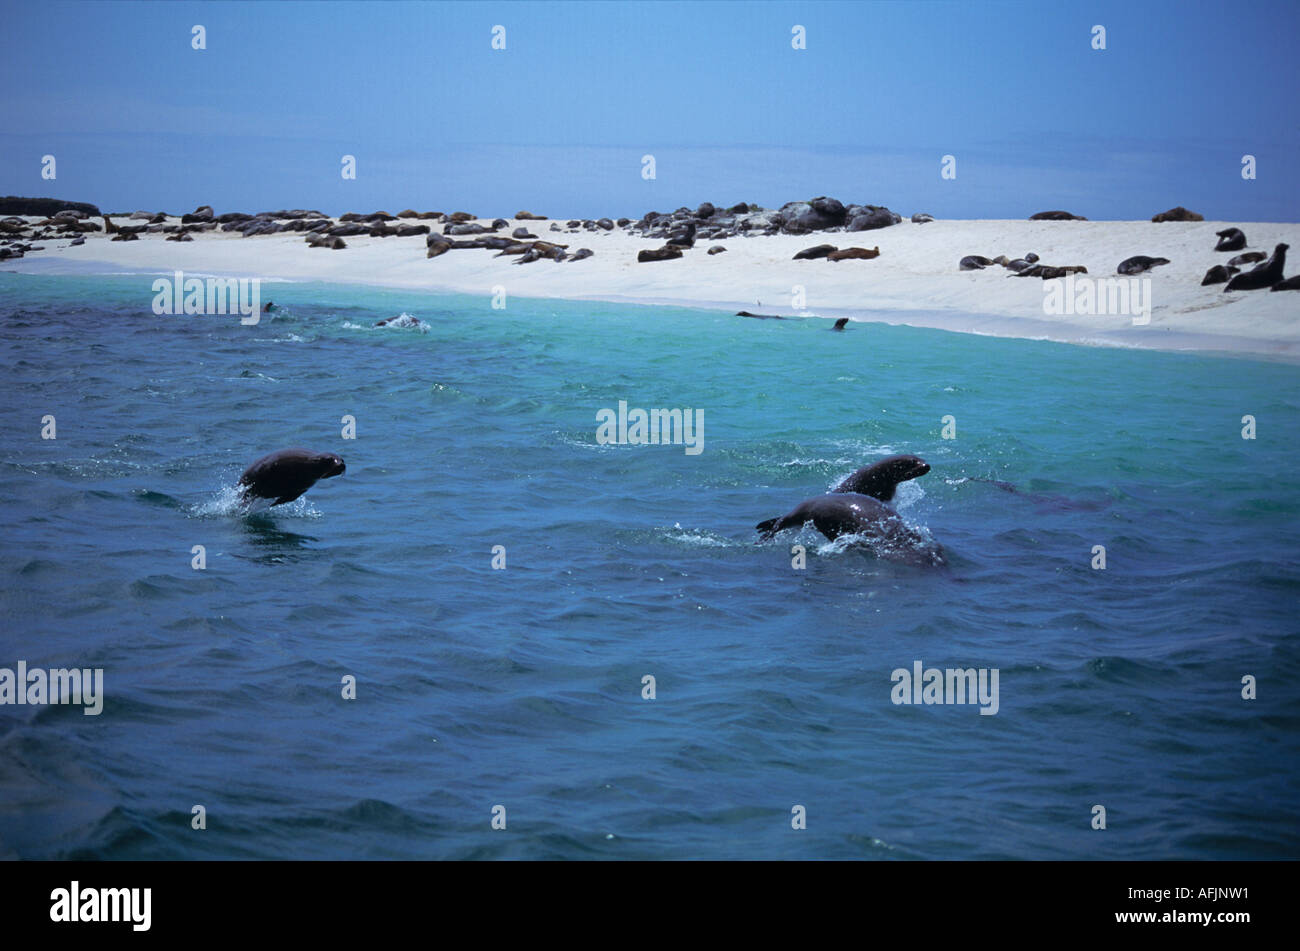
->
(6, 216), (1298, 358)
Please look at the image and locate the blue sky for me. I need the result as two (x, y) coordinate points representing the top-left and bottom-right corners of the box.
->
(2, 0), (1296, 220)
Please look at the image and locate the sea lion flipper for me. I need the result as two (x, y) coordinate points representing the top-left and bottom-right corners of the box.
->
(755, 516), (782, 539)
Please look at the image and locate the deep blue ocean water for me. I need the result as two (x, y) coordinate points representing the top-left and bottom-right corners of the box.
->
(1, 272), (1297, 860)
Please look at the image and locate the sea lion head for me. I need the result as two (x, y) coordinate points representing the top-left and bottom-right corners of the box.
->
(836, 454), (931, 500)
(315, 453), (346, 478)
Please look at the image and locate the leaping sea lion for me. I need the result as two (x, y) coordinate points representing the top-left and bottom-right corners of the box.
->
(754, 455), (941, 563)
(238, 448), (346, 507)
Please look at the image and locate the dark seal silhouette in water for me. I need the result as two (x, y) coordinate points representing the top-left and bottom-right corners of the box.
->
(1224, 243), (1288, 291)
(831, 318), (849, 331)
(755, 493), (944, 565)
(238, 448), (346, 507)
(755, 455), (941, 563)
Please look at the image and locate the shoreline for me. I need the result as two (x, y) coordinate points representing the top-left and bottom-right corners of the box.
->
(4, 215), (1298, 361)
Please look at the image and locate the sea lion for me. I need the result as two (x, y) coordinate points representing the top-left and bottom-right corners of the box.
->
(735, 310), (789, 320)
(638, 246), (682, 262)
(1227, 251), (1266, 267)
(827, 246), (880, 261)
(960, 255), (996, 270)
(238, 449), (346, 507)
(1117, 256), (1170, 275)
(831, 454), (931, 500)
(1215, 228), (1246, 252)
(754, 493), (943, 564)
(1201, 264), (1239, 286)
(831, 318), (849, 331)
(794, 244), (838, 260)
(1002, 253), (1041, 272)
(1270, 275), (1300, 291)
(1224, 243), (1288, 291)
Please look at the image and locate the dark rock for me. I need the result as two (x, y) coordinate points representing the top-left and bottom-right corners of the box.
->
(846, 207), (899, 231)
(1151, 206), (1203, 222)
(616, 218), (630, 227)
(0, 197), (101, 217)
(596, 218), (614, 230)
(180, 204), (215, 224)
(566, 220), (581, 228)
(695, 202), (716, 219)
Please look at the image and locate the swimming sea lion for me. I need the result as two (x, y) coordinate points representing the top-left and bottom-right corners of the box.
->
(831, 454), (931, 500)
(754, 493), (944, 564)
(1224, 243), (1288, 291)
(831, 318), (849, 331)
(238, 448), (346, 507)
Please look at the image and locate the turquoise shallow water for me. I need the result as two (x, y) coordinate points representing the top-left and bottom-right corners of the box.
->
(0, 272), (1297, 859)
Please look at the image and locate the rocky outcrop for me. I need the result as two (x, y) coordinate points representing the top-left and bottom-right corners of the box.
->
(0, 197), (101, 217)
(1151, 206), (1203, 222)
